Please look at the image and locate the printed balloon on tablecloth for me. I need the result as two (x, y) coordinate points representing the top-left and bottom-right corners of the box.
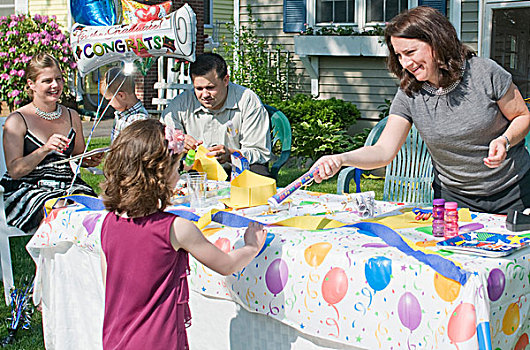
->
(265, 258), (289, 295)
(487, 268), (505, 302)
(304, 242), (332, 267)
(397, 292), (421, 332)
(434, 272), (461, 302)
(214, 237), (231, 253)
(71, 4), (196, 77)
(71, 0), (119, 26)
(82, 213), (101, 234)
(447, 303), (476, 343)
(365, 256), (392, 292)
(514, 333), (529, 350)
(122, 0), (172, 24)
(502, 302), (520, 335)
(321, 267), (348, 305)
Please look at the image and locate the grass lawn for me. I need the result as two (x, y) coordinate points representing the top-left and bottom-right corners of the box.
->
(0, 137), (384, 348)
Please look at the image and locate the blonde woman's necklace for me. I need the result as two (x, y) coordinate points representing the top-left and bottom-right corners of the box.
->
(34, 103), (62, 121)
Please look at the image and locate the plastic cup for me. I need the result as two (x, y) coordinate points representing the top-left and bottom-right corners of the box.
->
(186, 172), (207, 208)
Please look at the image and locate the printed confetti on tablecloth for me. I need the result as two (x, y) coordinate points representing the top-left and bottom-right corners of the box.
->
(27, 190), (530, 350)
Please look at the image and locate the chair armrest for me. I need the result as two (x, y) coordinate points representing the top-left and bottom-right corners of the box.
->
(336, 167), (362, 195)
(270, 150), (291, 180)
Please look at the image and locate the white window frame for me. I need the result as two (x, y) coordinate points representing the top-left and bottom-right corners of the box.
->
(306, 0), (418, 31)
(480, 0), (530, 57)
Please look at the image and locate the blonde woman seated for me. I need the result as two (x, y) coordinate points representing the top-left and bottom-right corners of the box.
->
(1, 53), (102, 231)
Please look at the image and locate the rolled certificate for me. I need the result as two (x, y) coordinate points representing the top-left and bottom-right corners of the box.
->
(268, 167), (319, 207)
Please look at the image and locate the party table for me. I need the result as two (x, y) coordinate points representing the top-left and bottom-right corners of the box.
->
(27, 189), (530, 350)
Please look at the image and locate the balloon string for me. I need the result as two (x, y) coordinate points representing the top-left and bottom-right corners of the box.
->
(407, 336), (417, 350)
(67, 67), (127, 194)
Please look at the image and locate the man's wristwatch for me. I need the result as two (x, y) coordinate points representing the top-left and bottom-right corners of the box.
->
(502, 135), (511, 152)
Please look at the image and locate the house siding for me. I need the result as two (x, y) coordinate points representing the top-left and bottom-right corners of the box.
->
(461, 0), (479, 51)
(28, 0), (69, 29)
(205, 0), (234, 51)
(240, 0), (397, 120)
(319, 57), (397, 119)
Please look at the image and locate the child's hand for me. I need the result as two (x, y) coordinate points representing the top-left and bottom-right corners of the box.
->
(244, 222), (267, 254)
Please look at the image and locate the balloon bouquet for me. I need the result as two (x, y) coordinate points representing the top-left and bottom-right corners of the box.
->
(67, 0), (197, 191)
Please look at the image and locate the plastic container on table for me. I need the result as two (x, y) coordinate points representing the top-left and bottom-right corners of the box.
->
(444, 202), (459, 239)
(432, 198), (445, 238)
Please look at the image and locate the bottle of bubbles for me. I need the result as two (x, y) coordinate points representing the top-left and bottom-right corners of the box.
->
(444, 202), (459, 239)
(432, 198), (445, 238)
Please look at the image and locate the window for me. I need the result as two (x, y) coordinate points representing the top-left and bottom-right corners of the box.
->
(315, 0), (408, 26)
(203, 0), (212, 27)
(489, 6), (530, 98)
(317, 0), (355, 23)
(284, 0), (446, 33)
(366, 0), (408, 23)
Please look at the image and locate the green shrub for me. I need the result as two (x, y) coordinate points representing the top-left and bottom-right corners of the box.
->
(0, 14), (76, 113)
(270, 94), (361, 160)
(221, 6), (296, 103)
(271, 94), (359, 128)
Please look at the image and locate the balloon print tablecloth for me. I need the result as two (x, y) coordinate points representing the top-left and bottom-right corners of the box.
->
(27, 190), (530, 350)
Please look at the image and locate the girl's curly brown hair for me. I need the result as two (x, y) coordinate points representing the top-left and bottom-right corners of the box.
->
(101, 119), (182, 217)
(384, 6), (476, 96)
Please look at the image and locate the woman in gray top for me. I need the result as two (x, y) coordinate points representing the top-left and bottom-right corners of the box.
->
(313, 6), (530, 214)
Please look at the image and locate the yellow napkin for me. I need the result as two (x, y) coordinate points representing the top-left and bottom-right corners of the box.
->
(364, 208), (472, 230)
(192, 145), (228, 181)
(220, 170), (276, 209)
(273, 216), (345, 230)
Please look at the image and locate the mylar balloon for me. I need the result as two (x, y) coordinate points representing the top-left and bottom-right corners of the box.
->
(364, 256), (392, 292)
(487, 268), (505, 302)
(447, 303), (476, 343)
(71, 4), (196, 77)
(265, 259), (289, 295)
(71, 0), (119, 26)
(304, 242), (332, 267)
(434, 272), (461, 302)
(122, 0), (172, 24)
(502, 303), (520, 335)
(321, 267), (348, 305)
(397, 292), (421, 332)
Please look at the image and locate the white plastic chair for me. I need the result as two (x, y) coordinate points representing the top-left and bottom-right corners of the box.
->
(0, 117), (36, 304)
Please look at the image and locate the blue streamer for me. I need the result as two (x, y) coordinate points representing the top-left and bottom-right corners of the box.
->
(167, 210), (200, 222)
(351, 222), (471, 285)
(64, 197), (470, 285)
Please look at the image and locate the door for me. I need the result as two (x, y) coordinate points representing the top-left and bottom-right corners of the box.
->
(490, 7), (530, 98)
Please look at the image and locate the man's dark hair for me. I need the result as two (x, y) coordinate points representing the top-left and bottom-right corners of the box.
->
(190, 53), (228, 80)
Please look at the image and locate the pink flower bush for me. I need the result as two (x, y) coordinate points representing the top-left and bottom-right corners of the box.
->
(0, 13), (76, 112)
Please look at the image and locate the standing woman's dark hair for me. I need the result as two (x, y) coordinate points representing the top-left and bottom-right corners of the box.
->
(25, 52), (62, 100)
(384, 6), (475, 95)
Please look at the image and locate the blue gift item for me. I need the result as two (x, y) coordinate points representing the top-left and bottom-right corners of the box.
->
(437, 232), (530, 257)
(230, 151), (250, 180)
(412, 207), (432, 221)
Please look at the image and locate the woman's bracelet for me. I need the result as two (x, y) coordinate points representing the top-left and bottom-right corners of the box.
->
(501, 135), (511, 152)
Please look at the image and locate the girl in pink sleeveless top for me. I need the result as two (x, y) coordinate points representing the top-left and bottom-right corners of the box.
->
(100, 119), (267, 349)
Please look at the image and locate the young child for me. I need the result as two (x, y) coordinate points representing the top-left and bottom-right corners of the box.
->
(100, 119), (267, 349)
(102, 67), (150, 142)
